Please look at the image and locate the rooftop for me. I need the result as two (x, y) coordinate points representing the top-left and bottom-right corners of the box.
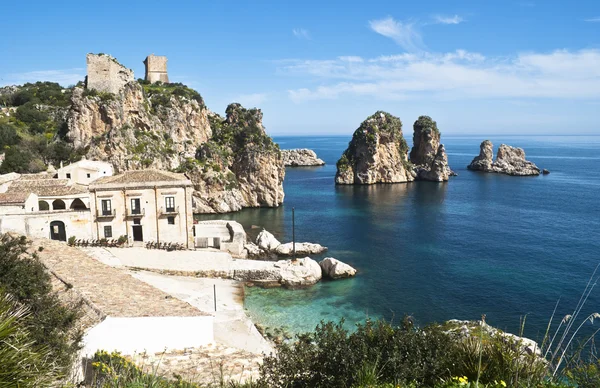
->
(0, 192), (33, 205)
(91, 169), (192, 187)
(6, 178), (88, 197)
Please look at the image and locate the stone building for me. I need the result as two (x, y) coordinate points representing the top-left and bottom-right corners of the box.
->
(86, 53), (134, 94)
(144, 54), (169, 84)
(89, 170), (194, 247)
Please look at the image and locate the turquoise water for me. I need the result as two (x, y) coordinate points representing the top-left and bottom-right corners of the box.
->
(199, 135), (600, 340)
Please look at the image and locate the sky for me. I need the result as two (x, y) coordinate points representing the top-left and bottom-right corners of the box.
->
(1, 0), (599, 136)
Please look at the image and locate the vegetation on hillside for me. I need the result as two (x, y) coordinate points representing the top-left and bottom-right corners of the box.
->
(0, 234), (82, 381)
(139, 79), (206, 112)
(0, 82), (86, 173)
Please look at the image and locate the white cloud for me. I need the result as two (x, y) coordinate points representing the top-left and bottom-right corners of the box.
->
(369, 17), (424, 52)
(433, 15), (465, 24)
(232, 93), (267, 107)
(293, 28), (310, 39)
(0, 69), (85, 87)
(281, 49), (600, 103)
(584, 17), (600, 22)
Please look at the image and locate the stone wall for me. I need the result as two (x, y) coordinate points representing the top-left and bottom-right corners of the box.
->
(0, 210), (94, 240)
(86, 53), (134, 94)
(144, 54), (169, 84)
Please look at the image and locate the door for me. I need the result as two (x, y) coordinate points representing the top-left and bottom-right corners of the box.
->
(50, 221), (66, 241)
(132, 225), (143, 242)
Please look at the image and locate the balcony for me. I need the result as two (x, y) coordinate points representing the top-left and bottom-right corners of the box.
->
(126, 208), (145, 217)
(159, 206), (179, 216)
(97, 209), (116, 219)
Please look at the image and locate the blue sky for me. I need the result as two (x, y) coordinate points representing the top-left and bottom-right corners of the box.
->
(2, 0), (599, 135)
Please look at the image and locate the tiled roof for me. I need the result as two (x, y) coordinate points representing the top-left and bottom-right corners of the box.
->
(91, 169), (191, 186)
(5, 178), (88, 197)
(0, 192), (31, 205)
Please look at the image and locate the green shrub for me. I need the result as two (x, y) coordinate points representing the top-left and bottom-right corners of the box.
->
(15, 102), (50, 124)
(0, 123), (20, 149)
(0, 234), (82, 378)
(0, 146), (35, 173)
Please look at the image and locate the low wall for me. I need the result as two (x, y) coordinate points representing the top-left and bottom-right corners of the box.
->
(82, 316), (214, 357)
(0, 210), (93, 240)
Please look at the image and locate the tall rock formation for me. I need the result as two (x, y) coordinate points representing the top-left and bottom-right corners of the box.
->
(335, 112), (454, 185)
(468, 141), (540, 176)
(335, 111), (415, 185)
(409, 116), (454, 182)
(66, 60), (284, 212)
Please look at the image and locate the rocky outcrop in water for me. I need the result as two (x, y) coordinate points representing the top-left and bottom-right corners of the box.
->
(282, 149), (325, 167)
(319, 257), (357, 279)
(409, 116), (454, 182)
(335, 112), (456, 184)
(249, 228), (327, 258)
(65, 57), (285, 213)
(335, 112), (415, 185)
(468, 141), (540, 176)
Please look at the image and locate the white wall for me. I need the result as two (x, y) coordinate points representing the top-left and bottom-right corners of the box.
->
(82, 316), (214, 357)
(0, 210), (93, 240)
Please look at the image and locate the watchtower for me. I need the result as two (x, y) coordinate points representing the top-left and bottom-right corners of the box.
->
(86, 53), (134, 94)
(144, 55), (169, 84)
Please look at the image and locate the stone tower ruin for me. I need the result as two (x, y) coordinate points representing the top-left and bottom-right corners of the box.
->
(86, 53), (134, 94)
(144, 54), (169, 84)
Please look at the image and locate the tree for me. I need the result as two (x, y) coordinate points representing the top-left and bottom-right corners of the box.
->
(0, 146), (34, 173)
(0, 123), (20, 149)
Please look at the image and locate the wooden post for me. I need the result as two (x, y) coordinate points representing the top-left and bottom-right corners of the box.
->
(213, 284), (217, 312)
(292, 207), (296, 259)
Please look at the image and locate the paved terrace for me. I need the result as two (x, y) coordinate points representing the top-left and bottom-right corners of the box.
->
(33, 239), (205, 317)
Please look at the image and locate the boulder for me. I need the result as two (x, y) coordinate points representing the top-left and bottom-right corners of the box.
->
(274, 257), (322, 288)
(319, 257), (357, 279)
(543, 169), (550, 175)
(255, 229), (281, 251)
(468, 141), (540, 176)
(282, 149), (325, 167)
(275, 242), (327, 256)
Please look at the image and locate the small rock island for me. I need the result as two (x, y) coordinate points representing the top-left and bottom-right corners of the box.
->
(282, 149), (325, 167)
(468, 140), (541, 176)
(335, 112), (453, 184)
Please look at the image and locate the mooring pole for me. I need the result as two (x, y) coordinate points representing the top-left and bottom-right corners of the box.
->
(213, 284), (217, 312)
(292, 207), (296, 259)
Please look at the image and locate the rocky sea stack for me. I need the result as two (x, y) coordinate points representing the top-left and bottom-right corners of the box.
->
(468, 140), (540, 176)
(335, 112), (453, 184)
(409, 116), (455, 182)
(282, 149), (325, 166)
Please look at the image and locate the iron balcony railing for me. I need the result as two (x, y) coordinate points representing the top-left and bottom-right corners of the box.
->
(126, 208), (145, 217)
(159, 206), (179, 216)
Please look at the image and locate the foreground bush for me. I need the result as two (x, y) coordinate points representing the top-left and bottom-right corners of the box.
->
(0, 292), (58, 387)
(0, 233), (82, 379)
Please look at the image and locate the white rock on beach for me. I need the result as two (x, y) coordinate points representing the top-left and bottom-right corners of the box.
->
(282, 149), (326, 167)
(319, 257), (357, 279)
(274, 257), (322, 287)
(275, 242), (327, 256)
(256, 229), (281, 251)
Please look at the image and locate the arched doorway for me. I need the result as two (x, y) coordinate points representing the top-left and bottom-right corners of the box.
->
(70, 198), (87, 210)
(52, 199), (66, 210)
(50, 221), (66, 241)
(39, 201), (50, 211)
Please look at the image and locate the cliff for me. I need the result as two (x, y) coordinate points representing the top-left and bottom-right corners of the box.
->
(63, 56), (284, 213)
(468, 140), (540, 176)
(335, 111), (415, 185)
(335, 112), (454, 184)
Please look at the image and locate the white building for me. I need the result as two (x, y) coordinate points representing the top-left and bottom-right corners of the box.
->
(89, 170), (194, 248)
(57, 160), (114, 185)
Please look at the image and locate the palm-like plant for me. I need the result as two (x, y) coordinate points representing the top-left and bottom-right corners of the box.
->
(0, 292), (57, 388)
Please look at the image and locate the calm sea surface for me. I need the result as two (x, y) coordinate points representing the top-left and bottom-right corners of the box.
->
(199, 135), (600, 340)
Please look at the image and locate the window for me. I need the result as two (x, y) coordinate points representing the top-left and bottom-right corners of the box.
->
(66, 173), (71, 179)
(167, 216), (175, 225)
(101, 199), (112, 215)
(133, 218), (141, 225)
(87, 173), (91, 178)
(131, 198), (141, 215)
(165, 197), (175, 212)
(104, 225), (112, 238)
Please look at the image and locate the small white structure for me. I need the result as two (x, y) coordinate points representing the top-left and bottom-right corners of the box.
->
(82, 316), (214, 357)
(194, 220), (246, 256)
(57, 160), (113, 185)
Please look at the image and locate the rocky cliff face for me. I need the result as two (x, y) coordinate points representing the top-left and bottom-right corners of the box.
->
(282, 149), (325, 166)
(335, 112), (415, 185)
(66, 80), (284, 212)
(335, 112), (455, 184)
(409, 116), (454, 182)
(468, 141), (540, 176)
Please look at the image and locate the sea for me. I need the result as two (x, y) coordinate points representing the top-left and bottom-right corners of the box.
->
(198, 135), (600, 341)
